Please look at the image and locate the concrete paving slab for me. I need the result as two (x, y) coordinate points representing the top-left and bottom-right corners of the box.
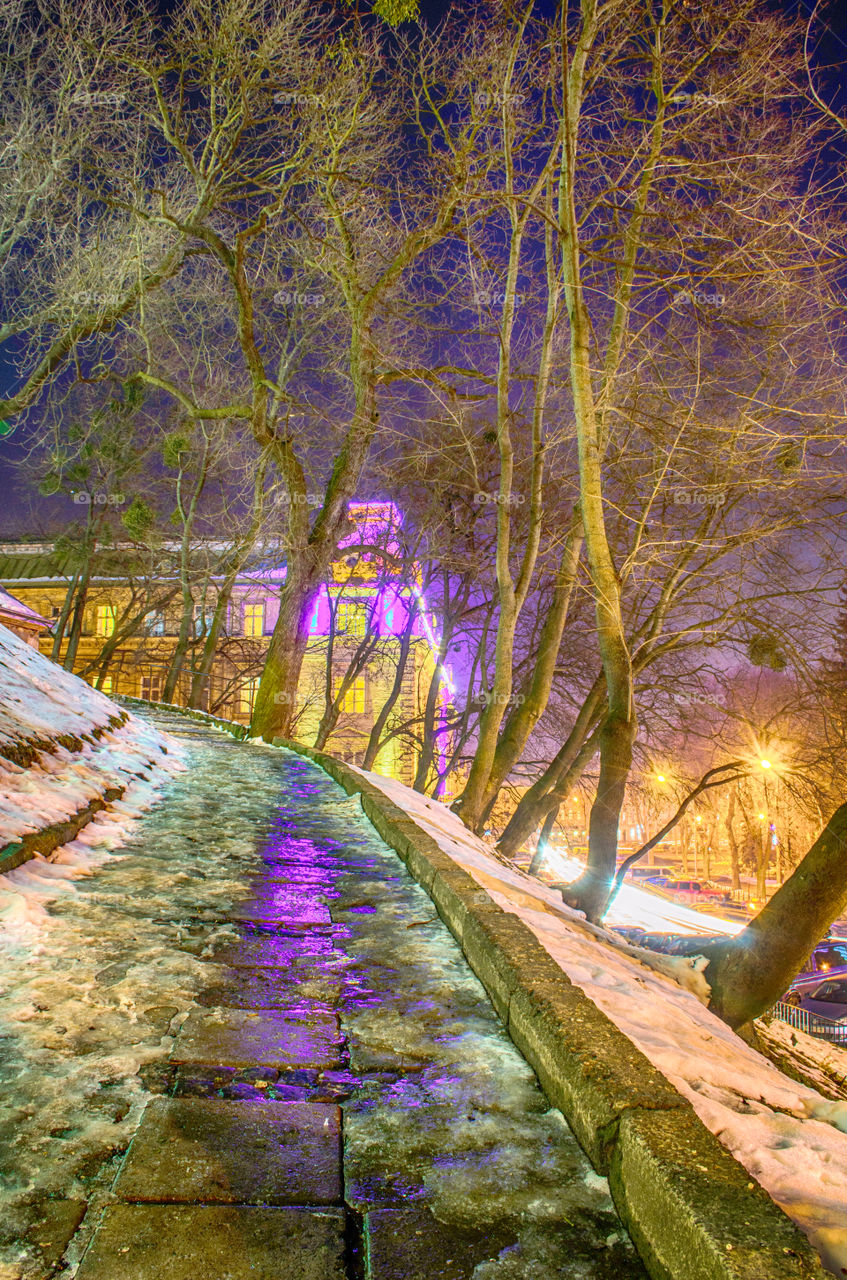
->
(18, 1198), (86, 1274)
(195, 968), (343, 1009)
(75, 1204), (346, 1280)
(228, 886), (332, 925)
(363, 1207), (519, 1280)
(172, 1007), (343, 1070)
(209, 935), (342, 968)
(113, 1097), (341, 1205)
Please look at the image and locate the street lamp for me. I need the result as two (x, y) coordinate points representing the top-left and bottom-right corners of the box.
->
(760, 759), (772, 770)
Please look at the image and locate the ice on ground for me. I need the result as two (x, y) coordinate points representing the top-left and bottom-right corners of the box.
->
(352, 766), (847, 1279)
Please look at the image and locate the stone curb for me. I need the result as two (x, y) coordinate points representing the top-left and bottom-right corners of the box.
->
(277, 741), (828, 1280)
(0, 786), (124, 875)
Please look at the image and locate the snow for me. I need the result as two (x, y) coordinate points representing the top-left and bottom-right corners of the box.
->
(0, 622), (185, 946)
(350, 767), (847, 1278)
(0, 622), (121, 751)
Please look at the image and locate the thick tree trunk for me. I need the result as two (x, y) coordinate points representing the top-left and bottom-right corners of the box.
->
(703, 803), (847, 1029)
(559, 711), (636, 922)
(251, 563), (315, 740)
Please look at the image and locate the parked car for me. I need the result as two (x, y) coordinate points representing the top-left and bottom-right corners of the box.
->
(782, 976), (847, 1024)
(626, 866), (674, 882)
(662, 879), (730, 905)
(789, 939), (847, 989)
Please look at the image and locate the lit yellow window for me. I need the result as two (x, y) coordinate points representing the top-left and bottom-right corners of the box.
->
(100, 676), (113, 694)
(337, 600), (368, 637)
(237, 676), (260, 716)
(243, 602), (264, 637)
(95, 604), (116, 637)
(341, 677), (366, 714)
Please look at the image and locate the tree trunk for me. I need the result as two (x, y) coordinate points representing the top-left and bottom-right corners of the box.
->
(63, 562), (92, 670)
(559, 711), (636, 922)
(476, 517), (583, 818)
(497, 675), (606, 857)
(250, 559), (316, 739)
(51, 569), (80, 660)
(188, 582), (234, 709)
(726, 786), (741, 891)
(703, 803), (847, 1030)
(162, 614), (193, 705)
(362, 616), (415, 771)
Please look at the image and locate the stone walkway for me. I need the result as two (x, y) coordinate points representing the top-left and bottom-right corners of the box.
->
(8, 715), (648, 1280)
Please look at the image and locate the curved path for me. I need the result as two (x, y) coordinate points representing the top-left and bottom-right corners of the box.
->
(0, 712), (647, 1280)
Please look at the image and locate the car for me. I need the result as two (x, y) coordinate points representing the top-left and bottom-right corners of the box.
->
(794, 938), (847, 984)
(662, 879), (730, 904)
(783, 976), (847, 1024)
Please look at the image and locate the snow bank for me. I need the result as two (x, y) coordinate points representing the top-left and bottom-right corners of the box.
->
(351, 767), (847, 1278)
(0, 623), (185, 947)
(0, 622), (120, 752)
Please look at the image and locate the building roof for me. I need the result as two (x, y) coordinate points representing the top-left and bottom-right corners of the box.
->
(0, 585), (52, 631)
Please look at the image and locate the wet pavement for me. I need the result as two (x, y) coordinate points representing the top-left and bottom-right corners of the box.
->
(0, 711), (648, 1279)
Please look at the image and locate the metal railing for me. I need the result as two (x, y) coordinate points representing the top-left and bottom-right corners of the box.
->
(770, 1001), (847, 1044)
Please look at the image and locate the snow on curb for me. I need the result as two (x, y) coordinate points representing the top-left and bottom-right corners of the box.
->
(280, 743), (841, 1280)
(0, 625), (186, 948)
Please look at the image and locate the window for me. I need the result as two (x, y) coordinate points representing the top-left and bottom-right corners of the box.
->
(336, 599), (368, 638)
(146, 611), (165, 637)
(243, 602), (265, 637)
(95, 604), (117, 637)
(139, 672), (163, 702)
(812, 980), (847, 1005)
(194, 604), (216, 636)
(340, 677), (366, 714)
(100, 676), (113, 695)
(815, 945), (847, 971)
(237, 676), (260, 717)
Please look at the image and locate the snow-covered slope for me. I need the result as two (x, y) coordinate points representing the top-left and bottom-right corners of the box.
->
(0, 621), (184, 858)
(350, 766), (847, 1279)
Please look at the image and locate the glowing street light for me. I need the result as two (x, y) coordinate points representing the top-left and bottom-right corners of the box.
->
(760, 759), (772, 770)
(656, 774), (666, 783)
